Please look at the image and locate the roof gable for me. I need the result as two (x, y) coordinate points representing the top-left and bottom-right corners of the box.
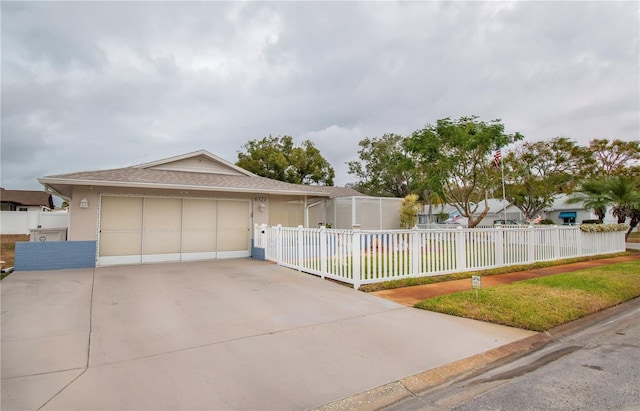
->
(133, 150), (255, 177)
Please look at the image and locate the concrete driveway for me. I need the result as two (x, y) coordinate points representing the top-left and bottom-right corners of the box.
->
(1, 259), (535, 410)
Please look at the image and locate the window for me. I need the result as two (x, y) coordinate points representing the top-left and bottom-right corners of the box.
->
(559, 211), (577, 225)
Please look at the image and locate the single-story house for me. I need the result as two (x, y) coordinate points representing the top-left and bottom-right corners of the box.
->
(420, 199), (523, 227)
(543, 195), (604, 225)
(0, 187), (54, 212)
(37, 150), (366, 267)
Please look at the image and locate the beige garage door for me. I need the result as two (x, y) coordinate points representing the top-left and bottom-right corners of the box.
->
(98, 196), (250, 266)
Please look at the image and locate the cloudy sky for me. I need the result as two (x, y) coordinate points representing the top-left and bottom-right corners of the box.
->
(2, 1), (638, 193)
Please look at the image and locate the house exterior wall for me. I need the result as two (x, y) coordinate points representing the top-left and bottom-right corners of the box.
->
(477, 206), (524, 226)
(546, 210), (594, 225)
(67, 185), (270, 242)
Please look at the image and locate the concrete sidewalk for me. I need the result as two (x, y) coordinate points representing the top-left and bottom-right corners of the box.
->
(372, 253), (640, 306)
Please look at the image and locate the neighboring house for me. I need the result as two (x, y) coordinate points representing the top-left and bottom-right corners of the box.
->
(420, 199), (523, 227)
(0, 187), (54, 211)
(543, 195), (603, 225)
(475, 199), (523, 226)
(37, 150), (363, 266)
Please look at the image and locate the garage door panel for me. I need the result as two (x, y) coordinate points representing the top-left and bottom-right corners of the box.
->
(144, 198), (182, 230)
(182, 199), (217, 254)
(99, 196), (250, 265)
(99, 232), (142, 256)
(183, 199), (216, 229)
(143, 231), (182, 254)
(218, 201), (249, 253)
(182, 231), (217, 253)
(217, 230), (249, 252)
(218, 201), (249, 229)
(100, 197), (143, 231)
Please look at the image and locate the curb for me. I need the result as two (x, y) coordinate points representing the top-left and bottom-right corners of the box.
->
(314, 297), (640, 411)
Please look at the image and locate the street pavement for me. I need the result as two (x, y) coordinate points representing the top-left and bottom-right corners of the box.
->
(382, 297), (640, 411)
(1, 259), (534, 411)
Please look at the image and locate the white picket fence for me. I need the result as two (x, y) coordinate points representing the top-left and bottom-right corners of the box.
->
(254, 224), (626, 289)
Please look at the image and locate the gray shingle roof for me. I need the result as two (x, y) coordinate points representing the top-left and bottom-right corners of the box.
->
(41, 167), (363, 198)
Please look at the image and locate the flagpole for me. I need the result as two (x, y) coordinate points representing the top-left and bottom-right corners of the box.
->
(501, 150), (507, 223)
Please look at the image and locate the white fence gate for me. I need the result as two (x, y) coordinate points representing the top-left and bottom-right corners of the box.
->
(0, 211), (69, 235)
(254, 224), (626, 289)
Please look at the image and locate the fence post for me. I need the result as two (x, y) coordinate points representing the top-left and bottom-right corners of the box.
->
(411, 228), (421, 276)
(495, 229), (504, 267)
(527, 227), (535, 264)
(297, 225), (304, 271)
(554, 227), (561, 260)
(455, 228), (467, 272)
(276, 225), (282, 265)
(352, 230), (361, 290)
(576, 228), (583, 256)
(320, 226), (327, 279)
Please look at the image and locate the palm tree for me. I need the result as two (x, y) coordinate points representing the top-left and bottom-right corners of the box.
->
(567, 179), (611, 223)
(569, 176), (640, 240)
(608, 176), (640, 224)
(607, 176), (640, 240)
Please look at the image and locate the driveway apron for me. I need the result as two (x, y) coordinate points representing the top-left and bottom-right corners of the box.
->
(1, 260), (534, 410)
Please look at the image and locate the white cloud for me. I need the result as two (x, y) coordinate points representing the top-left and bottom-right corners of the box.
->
(1, 1), (638, 192)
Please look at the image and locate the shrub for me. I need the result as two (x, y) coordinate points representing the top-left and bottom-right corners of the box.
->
(579, 223), (627, 233)
(400, 194), (420, 229)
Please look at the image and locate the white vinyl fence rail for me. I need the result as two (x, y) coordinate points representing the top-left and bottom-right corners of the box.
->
(254, 224), (626, 289)
(0, 211), (69, 235)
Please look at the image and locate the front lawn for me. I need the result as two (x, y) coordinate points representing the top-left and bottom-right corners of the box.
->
(359, 252), (631, 292)
(415, 261), (640, 331)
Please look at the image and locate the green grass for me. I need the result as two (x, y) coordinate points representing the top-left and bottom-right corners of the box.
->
(415, 261), (640, 331)
(358, 252), (632, 292)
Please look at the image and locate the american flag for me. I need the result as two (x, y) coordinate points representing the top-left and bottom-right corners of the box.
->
(493, 148), (501, 168)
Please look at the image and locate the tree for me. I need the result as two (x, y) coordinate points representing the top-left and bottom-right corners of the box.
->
(588, 139), (640, 176)
(347, 133), (417, 197)
(607, 176), (640, 239)
(236, 135), (335, 185)
(569, 176), (640, 239)
(503, 137), (593, 219)
(608, 176), (640, 224)
(399, 194), (420, 228)
(406, 116), (523, 228)
(567, 179), (611, 222)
